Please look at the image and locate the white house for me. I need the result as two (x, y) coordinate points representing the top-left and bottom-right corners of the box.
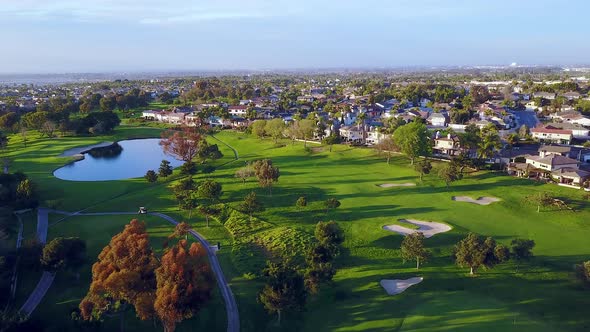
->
(228, 105), (248, 117)
(427, 113), (448, 127)
(525, 154), (579, 172)
(433, 133), (461, 156)
(531, 126), (573, 144)
(339, 125), (364, 143)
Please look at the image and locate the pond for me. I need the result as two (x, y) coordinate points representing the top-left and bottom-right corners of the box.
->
(54, 138), (184, 181)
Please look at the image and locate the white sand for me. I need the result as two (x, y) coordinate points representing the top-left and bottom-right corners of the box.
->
(382, 219), (451, 238)
(378, 183), (416, 188)
(380, 277), (423, 295)
(59, 141), (114, 157)
(452, 196), (501, 206)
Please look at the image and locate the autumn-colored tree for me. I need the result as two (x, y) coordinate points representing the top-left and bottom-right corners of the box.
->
(79, 219), (158, 325)
(252, 159), (280, 196)
(155, 240), (214, 332)
(170, 222), (191, 241)
(160, 126), (205, 162)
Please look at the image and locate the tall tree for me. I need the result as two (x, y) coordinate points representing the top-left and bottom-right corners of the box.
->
(40, 237), (86, 276)
(314, 221), (344, 255)
(240, 191), (264, 220)
(298, 119), (316, 147)
(322, 134), (340, 152)
(197, 179), (222, 204)
(155, 240), (214, 332)
(265, 118), (286, 143)
(160, 126), (205, 162)
(510, 238), (535, 271)
(304, 244), (336, 294)
(252, 159), (280, 196)
(477, 124), (502, 160)
(453, 233), (508, 275)
(80, 219), (158, 325)
(438, 163), (462, 187)
(374, 136), (397, 164)
(258, 261), (307, 325)
(251, 120), (267, 139)
(393, 121), (431, 165)
(414, 159), (432, 181)
(400, 232), (430, 269)
(158, 160), (173, 178)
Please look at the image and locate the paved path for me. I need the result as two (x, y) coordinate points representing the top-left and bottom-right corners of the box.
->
(20, 209), (240, 332)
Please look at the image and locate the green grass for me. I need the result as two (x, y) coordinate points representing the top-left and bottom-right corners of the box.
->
(387, 219), (422, 230)
(7, 127), (590, 332)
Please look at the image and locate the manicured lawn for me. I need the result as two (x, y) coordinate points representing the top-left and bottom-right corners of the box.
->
(8, 127), (590, 331)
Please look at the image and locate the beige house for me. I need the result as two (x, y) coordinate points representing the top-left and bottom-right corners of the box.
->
(433, 134), (461, 156)
(531, 127), (573, 144)
(525, 154), (579, 172)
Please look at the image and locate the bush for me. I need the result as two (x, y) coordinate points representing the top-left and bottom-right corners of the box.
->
(144, 170), (158, 183)
(296, 196), (307, 207)
(180, 161), (197, 175)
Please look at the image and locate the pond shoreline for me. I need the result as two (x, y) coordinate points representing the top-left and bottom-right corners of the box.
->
(59, 141), (116, 158)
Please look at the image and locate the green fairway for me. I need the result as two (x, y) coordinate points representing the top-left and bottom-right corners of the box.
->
(7, 127), (590, 332)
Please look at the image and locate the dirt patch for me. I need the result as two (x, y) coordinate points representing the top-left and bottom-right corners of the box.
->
(378, 183), (416, 188)
(382, 219), (452, 238)
(452, 196), (501, 206)
(380, 277), (423, 295)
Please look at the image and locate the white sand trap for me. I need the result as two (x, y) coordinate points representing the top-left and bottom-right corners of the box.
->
(382, 219), (451, 238)
(378, 183), (416, 188)
(60, 141), (114, 157)
(452, 196), (501, 206)
(380, 277), (423, 295)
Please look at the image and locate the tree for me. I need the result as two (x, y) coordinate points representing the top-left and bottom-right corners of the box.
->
(314, 221), (344, 255)
(22, 111), (48, 131)
(469, 85), (491, 104)
(510, 238), (535, 270)
(298, 119), (316, 147)
(296, 196), (307, 207)
(374, 136), (397, 164)
(414, 159), (432, 181)
(453, 233), (507, 275)
(518, 124), (530, 138)
(459, 123), (481, 152)
(527, 192), (554, 213)
(252, 159), (280, 196)
(251, 120), (267, 139)
(16, 179), (36, 203)
(197, 204), (218, 227)
(392, 121), (431, 165)
(438, 163), (462, 187)
(235, 163), (255, 183)
(40, 237), (86, 275)
(575, 261), (590, 287)
(265, 118), (286, 143)
(400, 232), (430, 269)
(20, 127), (28, 148)
(324, 198), (341, 213)
(0, 112), (19, 131)
(158, 160), (173, 178)
(155, 240), (214, 332)
(80, 220), (158, 324)
(197, 142), (223, 164)
(322, 134), (340, 152)
(304, 244), (336, 294)
(160, 126), (205, 162)
(197, 179), (222, 203)
(258, 261), (307, 325)
(477, 124), (502, 160)
(170, 222), (191, 241)
(144, 170), (158, 183)
(240, 191), (264, 219)
(40, 121), (57, 138)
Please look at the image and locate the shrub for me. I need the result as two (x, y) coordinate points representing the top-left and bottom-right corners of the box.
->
(180, 161), (197, 175)
(144, 170), (158, 183)
(202, 165), (215, 174)
(296, 196), (307, 207)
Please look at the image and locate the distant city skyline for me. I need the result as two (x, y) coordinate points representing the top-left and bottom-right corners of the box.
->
(1, 0), (589, 74)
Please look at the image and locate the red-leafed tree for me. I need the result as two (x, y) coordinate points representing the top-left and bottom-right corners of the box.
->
(155, 240), (214, 332)
(79, 219), (158, 325)
(160, 126), (205, 162)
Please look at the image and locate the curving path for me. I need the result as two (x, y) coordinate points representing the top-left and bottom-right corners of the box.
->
(21, 209), (240, 332)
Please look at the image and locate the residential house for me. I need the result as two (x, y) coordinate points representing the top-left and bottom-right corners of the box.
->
(562, 91), (582, 100)
(427, 112), (448, 127)
(533, 91), (556, 100)
(541, 123), (589, 139)
(525, 154), (579, 172)
(228, 105), (248, 117)
(339, 125), (365, 143)
(538, 145), (571, 158)
(531, 126), (573, 144)
(366, 127), (386, 145)
(433, 133), (461, 156)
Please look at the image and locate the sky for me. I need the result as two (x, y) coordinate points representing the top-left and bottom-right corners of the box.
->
(1, 0), (589, 74)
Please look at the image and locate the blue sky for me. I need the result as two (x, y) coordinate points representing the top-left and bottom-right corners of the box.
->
(1, 0), (589, 73)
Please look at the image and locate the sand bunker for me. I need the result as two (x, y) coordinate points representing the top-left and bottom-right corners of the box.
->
(60, 141), (114, 157)
(382, 219), (451, 238)
(380, 277), (423, 295)
(378, 183), (416, 188)
(452, 196), (501, 206)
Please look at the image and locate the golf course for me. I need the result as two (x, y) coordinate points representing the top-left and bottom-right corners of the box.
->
(6, 125), (590, 332)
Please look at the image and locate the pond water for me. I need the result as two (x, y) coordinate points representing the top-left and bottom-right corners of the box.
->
(54, 138), (183, 181)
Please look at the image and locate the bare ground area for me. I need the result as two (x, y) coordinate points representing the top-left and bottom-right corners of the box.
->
(378, 183), (416, 188)
(452, 196), (501, 205)
(382, 219), (452, 238)
(380, 277), (424, 295)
